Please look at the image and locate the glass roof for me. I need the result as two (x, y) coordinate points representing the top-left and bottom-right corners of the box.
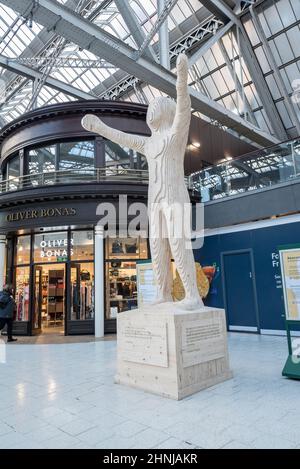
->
(0, 0), (299, 146)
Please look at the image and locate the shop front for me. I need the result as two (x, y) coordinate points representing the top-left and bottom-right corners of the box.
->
(8, 227), (149, 336)
(13, 229), (95, 336)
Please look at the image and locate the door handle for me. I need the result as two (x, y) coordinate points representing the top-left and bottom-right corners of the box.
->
(249, 272), (252, 279)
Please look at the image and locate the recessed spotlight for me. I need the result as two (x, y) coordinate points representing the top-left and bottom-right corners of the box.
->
(191, 142), (201, 148)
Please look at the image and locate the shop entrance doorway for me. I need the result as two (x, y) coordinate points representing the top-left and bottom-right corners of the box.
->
(32, 264), (66, 335)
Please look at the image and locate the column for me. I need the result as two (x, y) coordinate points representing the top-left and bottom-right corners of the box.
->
(158, 0), (170, 69)
(94, 225), (105, 338)
(0, 235), (6, 289)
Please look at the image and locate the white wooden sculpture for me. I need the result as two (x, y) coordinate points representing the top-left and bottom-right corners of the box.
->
(82, 54), (203, 311)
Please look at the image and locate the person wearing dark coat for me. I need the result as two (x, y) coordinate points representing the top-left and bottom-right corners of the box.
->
(0, 284), (17, 342)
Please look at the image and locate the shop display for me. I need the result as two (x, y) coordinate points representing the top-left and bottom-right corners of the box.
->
(106, 262), (138, 318)
(71, 263), (94, 320)
(105, 238), (149, 320)
(47, 270), (65, 327)
(106, 237), (148, 260)
(15, 267), (30, 322)
(125, 242), (137, 254)
(112, 240), (124, 254)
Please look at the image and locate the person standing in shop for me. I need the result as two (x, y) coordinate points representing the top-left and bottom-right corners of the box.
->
(0, 284), (17, 343)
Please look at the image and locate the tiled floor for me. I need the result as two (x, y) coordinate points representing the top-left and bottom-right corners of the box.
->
(0, 332), (299, 449)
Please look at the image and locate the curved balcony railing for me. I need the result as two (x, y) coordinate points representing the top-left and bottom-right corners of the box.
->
(0, 166), (194, 194)
(189, 138), (300, 202)
(0, 167), (151, 193)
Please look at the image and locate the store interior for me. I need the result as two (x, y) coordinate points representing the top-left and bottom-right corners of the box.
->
(33, 264), (66, 335)
(106, 261), (137, 319)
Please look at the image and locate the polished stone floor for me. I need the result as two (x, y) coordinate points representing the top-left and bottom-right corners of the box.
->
(0, 332), (299, 449)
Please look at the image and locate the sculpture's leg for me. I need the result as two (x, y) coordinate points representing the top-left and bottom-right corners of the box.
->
(168, 235), (204, 310)
(149, 211), (173, 304)
(164, 203), (204, 310)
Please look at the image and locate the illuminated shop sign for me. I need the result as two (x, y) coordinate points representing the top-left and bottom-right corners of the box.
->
(6, 207), (76, 222)
(40, 238), (74, 260)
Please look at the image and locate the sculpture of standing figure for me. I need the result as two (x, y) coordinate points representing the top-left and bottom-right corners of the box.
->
(82, 54), (203, 310)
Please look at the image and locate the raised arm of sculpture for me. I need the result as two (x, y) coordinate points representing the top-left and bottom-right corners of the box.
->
(81, 113), (147, 154)
(172, 53), (191, 135)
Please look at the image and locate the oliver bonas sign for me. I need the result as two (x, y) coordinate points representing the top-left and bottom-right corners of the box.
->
(6, 207), (76, 222)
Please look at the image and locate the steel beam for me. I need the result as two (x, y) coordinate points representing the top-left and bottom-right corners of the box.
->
(99, 16), (227, 100)
(232, 159), (270, 186)
(200, 0), (288, 141)
(249, 5), (300, 135)
(114, 0), (157, 62)
(188, 20), (233, 67)
(0, 0), (279, 146)
(218, 37), (257, 125)
(200, 0), (237, 23)
(11, 57), (116, 69)
(158, 0), (170, 69)
(138, 0), (179, 59)
(0, 55), (95, 100)
(0, 0), (110, 111)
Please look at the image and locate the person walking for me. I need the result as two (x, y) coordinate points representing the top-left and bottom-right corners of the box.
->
(0, 284), (17, 343)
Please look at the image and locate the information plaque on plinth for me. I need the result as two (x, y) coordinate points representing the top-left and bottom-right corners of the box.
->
(115, 305), (232, 400)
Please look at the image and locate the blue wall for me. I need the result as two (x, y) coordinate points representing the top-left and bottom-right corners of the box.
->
(195, 220), (300, 331)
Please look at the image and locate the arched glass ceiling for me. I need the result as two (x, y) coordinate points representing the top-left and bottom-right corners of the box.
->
(0, 0), (299, 147)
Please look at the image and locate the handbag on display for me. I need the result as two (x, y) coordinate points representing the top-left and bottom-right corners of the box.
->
(125, 242), (137, 254)
(80, 269), (91, 281)
(112, 240), (124, 254)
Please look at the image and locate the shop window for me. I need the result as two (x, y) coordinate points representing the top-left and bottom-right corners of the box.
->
(105, 261), (137, 319)
(15, 266), (30, 322)
(7, 154), (20, 190)
(105, 142), (147, 171)
(70, 262), (94, 320)
(71, 230), (94, 261)
(106, 237), (148, 260)
(27, 146), (56, 186)
(15, 235), (31, 265)
(34, 232), (69, 263)
(59, 141), (95, 172)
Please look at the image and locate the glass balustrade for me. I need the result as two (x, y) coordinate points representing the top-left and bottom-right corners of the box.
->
(0, 167), (149, 193)
(189, 138), (300, 202)
(2, 138), (300, 198)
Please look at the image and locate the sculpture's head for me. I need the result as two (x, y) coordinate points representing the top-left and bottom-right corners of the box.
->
(146, 97), (176, 132)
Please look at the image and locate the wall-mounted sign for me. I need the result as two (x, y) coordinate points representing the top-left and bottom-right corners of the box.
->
(40, 238), (74, 260)
(279, 248), (300, 321)
(6, 207), (76, 222)
(279, 245), (300, 380)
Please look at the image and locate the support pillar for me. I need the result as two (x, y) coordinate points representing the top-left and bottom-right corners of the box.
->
(94, 226), (105, 338)
(158, 0), (170, 69)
